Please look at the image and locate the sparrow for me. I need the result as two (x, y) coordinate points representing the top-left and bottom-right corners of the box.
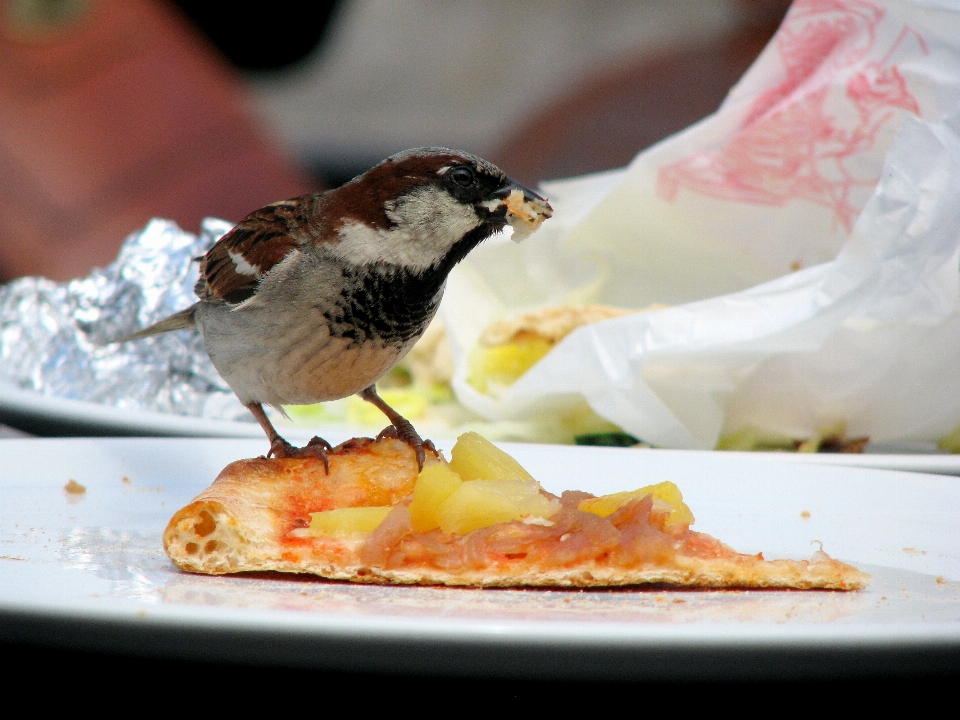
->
(121, 147), (552, 469)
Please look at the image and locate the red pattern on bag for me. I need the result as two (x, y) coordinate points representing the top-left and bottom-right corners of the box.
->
(658, 0), (925, 232)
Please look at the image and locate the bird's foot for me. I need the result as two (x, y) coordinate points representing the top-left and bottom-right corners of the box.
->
(267, 435), (331, 473)
(375, 425), (399, 440)
(306, 435), (333, 451)
(377, 420), (435, 471)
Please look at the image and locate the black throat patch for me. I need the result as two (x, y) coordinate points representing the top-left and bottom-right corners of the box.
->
(321, 221), (503, 347)
(322, 263), (447, 347)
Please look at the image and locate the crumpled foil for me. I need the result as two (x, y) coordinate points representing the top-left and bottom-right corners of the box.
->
(0, 218), (251, 422)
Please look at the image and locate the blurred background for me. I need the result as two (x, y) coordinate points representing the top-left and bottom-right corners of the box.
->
(0, 0), (790, 283)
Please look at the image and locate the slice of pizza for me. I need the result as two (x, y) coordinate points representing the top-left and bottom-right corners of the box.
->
(164, 433), (867, 589)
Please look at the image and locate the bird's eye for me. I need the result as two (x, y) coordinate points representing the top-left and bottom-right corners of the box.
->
(450, 167), (474, 187)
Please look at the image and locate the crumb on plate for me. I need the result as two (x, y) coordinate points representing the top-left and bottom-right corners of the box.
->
(64, 479), (86, 495)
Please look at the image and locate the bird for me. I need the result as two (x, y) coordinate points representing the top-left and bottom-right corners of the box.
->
(120, 147), (552, 469)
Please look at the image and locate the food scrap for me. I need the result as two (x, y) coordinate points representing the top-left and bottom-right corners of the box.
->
(502, 188), (552, 242)
(469, 305), (640, 395)
(64, 480), (86, 495)
(717, 422), (869, 453)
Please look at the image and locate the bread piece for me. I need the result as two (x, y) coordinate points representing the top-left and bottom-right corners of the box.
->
(480, 305), (638, 347)
(503, 188), (552, 241)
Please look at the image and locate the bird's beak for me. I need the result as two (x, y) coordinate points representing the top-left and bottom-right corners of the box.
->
(491, 178), (544, 203)
(490, 178), (553, 242)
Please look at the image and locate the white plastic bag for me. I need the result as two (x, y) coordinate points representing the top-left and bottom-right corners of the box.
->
(440, 0), (960, 449)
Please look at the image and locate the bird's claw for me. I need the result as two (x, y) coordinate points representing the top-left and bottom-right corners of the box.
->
(267, 437), (294, 459)
(306, 435), (333, 451)
(305, 436), (332, 472)
(376, 426), (399, 441)
(267, 435), (331, 473)
(378, 420), (433, 470)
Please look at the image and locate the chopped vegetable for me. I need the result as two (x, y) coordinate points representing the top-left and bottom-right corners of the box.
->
(436, 479), (559, 535)
(408, 463), (463, 533)
(449, 431), (535, 482)
(579, 481), (694, 529)
(309, 506), (393, 537)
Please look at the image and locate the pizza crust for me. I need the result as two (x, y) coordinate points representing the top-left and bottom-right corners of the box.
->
(480, 305), (638, 347)
(164, 437), (868, 590)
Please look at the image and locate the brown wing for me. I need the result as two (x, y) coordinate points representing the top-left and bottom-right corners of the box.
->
(195, 193), (328, 305)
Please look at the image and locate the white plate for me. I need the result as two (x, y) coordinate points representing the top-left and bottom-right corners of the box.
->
(4, 381), (960, 476)
(1, 437), (958, 680)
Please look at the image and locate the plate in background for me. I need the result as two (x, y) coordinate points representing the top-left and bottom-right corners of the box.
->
(3, 381), (960, 476)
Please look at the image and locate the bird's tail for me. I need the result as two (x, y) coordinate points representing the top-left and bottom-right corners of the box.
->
(115, 305), (198, 343)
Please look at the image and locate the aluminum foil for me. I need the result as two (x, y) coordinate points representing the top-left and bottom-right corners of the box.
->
(0, 218), (251, 421)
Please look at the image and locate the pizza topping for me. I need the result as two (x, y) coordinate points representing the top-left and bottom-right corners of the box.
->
(447, 431), (534, 482)
(372, 495), (681, 571)
(308, 506), (393, 538)
(579, 481), (694, 532)
(277, 433), (754, 575)
(408, 463), (463, 532)
(290, 433), (686, 568)
(522, 516), (555, 526)
(407, 433), (559, 535)
(360, 505), (414, 568)
(434, 479), (559, 535)
(345, 438), (709, 571)
(321, 435), (693, 571)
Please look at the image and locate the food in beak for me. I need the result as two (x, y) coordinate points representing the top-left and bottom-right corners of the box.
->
(502, 188), (553, 242)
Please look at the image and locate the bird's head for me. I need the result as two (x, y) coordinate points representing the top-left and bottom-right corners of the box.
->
(324, 147), (552, 274)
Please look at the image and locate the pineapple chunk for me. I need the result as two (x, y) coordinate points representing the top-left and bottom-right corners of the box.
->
(410, 433), (555, 535)
(448, 431), (535, 482)
(437, 479), (559, 535)
(408, 463), (463, 533)
(467, 335), (552, 394)
(308, 506), (393, 538)
(578, 481), (695, 528)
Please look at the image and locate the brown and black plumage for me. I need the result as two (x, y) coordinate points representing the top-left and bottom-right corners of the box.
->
(121, 148), (552, 469)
